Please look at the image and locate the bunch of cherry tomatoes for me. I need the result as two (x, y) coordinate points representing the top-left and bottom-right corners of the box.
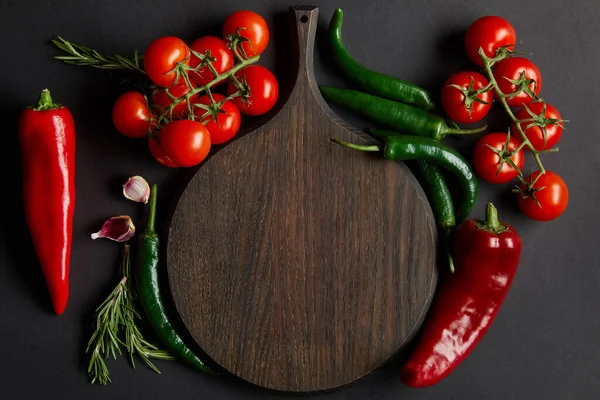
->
(440, 15), (568, 222)
(111, 10), (278, 168)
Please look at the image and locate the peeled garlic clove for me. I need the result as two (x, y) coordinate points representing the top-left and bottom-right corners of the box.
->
(91, 215), (135, 242)
(123, 175), (150, 204)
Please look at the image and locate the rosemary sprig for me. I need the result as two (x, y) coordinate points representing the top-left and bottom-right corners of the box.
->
(85, 243), (173, 385)
(51, 36), (145, 74)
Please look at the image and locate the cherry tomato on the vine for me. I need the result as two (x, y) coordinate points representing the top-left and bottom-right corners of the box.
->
(511, 102), (564, 151)
(158, 120), (211, 167)
(150, 81), (198, 120)
(440, 71), (492, 124)
(517, 170), (568, 221)
(492, 57), (542, 107)
(148, 137), (179, 168)
(464, 16), (517, 66)
(193, 94), (241, 145)
(143, 36), (190, 87)
(189, 36), (234, 87)
(222, 10), (269, 57)
(472, 132), (524, 184)
(227, 65), (278, 116)
(112, 91), (154, 139)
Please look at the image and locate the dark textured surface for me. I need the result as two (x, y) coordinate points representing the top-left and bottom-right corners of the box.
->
(1, 0), (599, 399)
(166, 7), (437, 392)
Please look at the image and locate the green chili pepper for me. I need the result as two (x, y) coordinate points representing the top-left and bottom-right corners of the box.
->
(328, 8), (436, 111)
(320, 85), (486, 141)
(331, 133), (478, 224)
(412, 160), (456, 231)
(137, 184), (216, 375)
(413, 160), (457, 272)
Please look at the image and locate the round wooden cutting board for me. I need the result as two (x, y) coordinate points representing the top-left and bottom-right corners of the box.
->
(165, 6), (438, 393)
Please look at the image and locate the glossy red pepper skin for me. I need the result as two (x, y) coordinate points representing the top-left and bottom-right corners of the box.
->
(18, 89), (76, 315)
(400, 203), (522, 387)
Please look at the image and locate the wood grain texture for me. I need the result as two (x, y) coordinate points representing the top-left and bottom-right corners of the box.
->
(165, 6), (438, 393)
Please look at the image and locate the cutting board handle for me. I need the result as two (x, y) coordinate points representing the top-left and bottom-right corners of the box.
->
(288, 6), (320, 100)
(291, 6), (318, 76)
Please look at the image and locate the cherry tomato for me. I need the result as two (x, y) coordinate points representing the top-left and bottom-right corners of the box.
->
(158, 120), (211, 167)
(148, 137), (179, 168)
(189, 36), (234, 87)
(150, 81), (198, 119)
(143, 36), (190, 87)
(440, 71), (492, 124)
(472, 132), (524, 184)
(517, 170), (568, 221)
(464, 16), (517, 66)
(511, 102), (564, 151)
(193, 94), (241, 145)
(222, 10), (269, 57)
(227, 65), (278, 116)
(492, 57), (542, 107)
(112, 91), (153, 139)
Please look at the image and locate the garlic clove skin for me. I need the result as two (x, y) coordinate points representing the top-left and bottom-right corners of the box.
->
(123, 175), (150, 204)
(91, 215), (136, 242)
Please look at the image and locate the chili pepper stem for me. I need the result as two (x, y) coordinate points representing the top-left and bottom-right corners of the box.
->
(476, 202), (508, 234)
(330, 138), (380, 152)
(444, 229), (455, 273)
(146, 184), (158, 234)
(485, 202), (500, 230)
(33, 89), (61, 111)
(443, 123), (488, 138)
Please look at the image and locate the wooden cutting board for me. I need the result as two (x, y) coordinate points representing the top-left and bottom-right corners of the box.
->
(165, 5), (438, 393)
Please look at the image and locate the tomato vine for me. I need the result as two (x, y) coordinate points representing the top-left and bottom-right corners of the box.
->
(474, 47), (566, 204)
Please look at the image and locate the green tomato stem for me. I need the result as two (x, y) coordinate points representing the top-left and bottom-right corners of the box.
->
(478, 48), (547, 187)
(158, 54), (259, 124)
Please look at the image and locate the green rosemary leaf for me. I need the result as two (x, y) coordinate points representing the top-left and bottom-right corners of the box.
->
(51, 36), (146, 74)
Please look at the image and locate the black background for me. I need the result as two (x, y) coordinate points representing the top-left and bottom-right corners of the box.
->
(1, 0), (598, 399)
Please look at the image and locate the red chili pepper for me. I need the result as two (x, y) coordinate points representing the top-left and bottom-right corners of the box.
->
(400, 202), (522, 387)
(18, 89), (76, 316)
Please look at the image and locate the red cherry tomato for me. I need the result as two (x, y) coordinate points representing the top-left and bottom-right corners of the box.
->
(222, 10), (269, 57)
(158, 120), (211, 167)
(112, 91), (153, 139)
(511, 102), (564, 151)
(189, 36), (234, 87)
(492, 57), (542, 107)
(148, 137), (179, 168)
(472, 132), (524, 184)
(464, 16), (517, 66)
(150, 81), (198, 120)
(143, 36), (190, 87)
(517, 170), (568, 221)
(440, 71), (492, 124)
(227, 65), (278, 116)
(193, 94), (241, 145)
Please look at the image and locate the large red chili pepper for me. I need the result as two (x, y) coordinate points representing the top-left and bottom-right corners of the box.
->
(18, 89), (76, 316)
(400, 202), (522, 387)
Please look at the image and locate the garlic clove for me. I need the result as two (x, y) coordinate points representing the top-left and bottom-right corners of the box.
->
(123, 175), (150, 204)
(91, 215), (136, 242)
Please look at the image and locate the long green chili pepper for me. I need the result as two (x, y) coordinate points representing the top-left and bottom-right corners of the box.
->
(331, 133), (478, 224)
(320, 85), (486, 141)
(412, 160), (456, 231)
(328, 8), (436, 111)
(413, 160), (456, 272)
(137, 184), (216, 375)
